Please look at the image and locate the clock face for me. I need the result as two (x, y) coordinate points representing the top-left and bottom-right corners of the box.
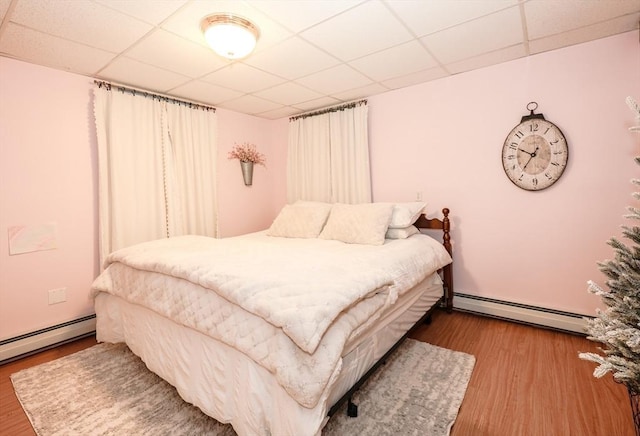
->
(502, 118), (568, 191)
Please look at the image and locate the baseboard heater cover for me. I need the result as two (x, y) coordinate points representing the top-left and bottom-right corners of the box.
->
(0, 296), (591, 362)
(453, 293), (592, 335)
(0, 315), (96, 364)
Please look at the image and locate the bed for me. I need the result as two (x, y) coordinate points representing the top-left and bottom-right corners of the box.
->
(91, 201), (453, 436)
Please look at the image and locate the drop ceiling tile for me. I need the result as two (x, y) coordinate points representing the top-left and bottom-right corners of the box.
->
(94, 0), (187, 25)
(10, 0), (152, 52)
(245, 36), (340, 80)
(331, 83), (389, 102)
(202, 63), (286, 93)
(421, 6), (522, 64)
(292, 96), (342, 112)
(529, 13), (640, 54)
(381, 66), (449, 90)
(300, 0), (413, 61)
(248, 0), (363, 33)
(445, 44), (526, 75)
(169, 80), (243, 106)
(98, 57), (191, 92)
(258, 105), (303, 120)
(160, 0), (292, 55)
(125, 29), (226, 78)
(254, 82), (323, 106)
(387, 0), (518, 37)
(1, 0), (638, 119)
(220, 94), (283, 115)
(296, 64), (373, 95)
(525, 0), (640, 39)
(349, 40), (438, 82)
(0, 23), (115, 75)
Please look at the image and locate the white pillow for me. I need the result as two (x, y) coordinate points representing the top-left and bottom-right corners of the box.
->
(319, 203), (394, 245)
(388, 202), (427, 229)
(267, 202), (332, 238)
(385, 225), (419, 240)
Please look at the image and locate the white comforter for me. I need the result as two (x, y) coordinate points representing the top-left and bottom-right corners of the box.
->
(91, 232), (451, 408)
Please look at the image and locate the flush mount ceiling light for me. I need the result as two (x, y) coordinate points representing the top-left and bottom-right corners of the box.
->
(200, 13), (260, 60)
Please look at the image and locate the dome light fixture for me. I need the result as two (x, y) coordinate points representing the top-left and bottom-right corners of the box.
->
(200, 13), (260, 60)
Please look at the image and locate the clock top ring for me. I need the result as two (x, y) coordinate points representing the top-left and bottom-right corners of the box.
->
(501, 102), (569, 191)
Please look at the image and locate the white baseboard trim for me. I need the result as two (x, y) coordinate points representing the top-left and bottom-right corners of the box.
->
(0, 315), (96, 363)
(0, 296), (589, 362)
(453, 293), (590, 335)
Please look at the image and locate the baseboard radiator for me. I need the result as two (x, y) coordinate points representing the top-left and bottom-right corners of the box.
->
(453, 293), (591, 335)
(0, 296), (591, 363)
(0, 315), (96, 364)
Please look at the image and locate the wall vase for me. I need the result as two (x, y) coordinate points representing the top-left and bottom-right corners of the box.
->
(240, 161), (254, 186)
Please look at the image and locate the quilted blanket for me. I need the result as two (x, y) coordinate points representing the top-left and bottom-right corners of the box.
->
(92, 232), (451, 408)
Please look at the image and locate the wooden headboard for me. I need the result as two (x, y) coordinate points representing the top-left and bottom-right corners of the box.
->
(414, 208), (453, 312)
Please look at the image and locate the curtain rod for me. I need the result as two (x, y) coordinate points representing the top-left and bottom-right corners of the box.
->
(289, 99), (367, 122)
(93, 80), (216, 112)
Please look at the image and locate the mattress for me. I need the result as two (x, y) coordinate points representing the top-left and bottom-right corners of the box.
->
(94, 273), (444, 436)
(92, 232), (452, 410)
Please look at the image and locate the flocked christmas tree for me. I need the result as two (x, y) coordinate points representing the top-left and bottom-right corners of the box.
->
(579, 96), (640, 434)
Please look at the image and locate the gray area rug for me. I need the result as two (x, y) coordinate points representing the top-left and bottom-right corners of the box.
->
(11, 339), (475, 436)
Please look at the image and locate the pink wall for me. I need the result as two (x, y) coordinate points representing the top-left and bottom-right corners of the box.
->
(1, 31), (638, 340)
(368, 31), (640, 316)
(0, 58), (287, 340)
(215, 109), (288, 237)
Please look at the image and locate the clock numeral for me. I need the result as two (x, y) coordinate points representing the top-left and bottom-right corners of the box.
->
(509, 143), (517, 150)
(506, 154), (516, 160)
(532, 177), (538, 187)
(552, 151), (564, 156)
(530, 123), (539, 132)
(550, 138), (560, 145)
(545, 173), (553, 180)
(550, 162), (559, 167)
(544, 127), (551, 135)
(515, 130), (524, 139)
(518, 174), (524, 181)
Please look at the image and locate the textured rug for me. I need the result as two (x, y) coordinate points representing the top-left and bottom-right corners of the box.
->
(11, 339), (475, 436)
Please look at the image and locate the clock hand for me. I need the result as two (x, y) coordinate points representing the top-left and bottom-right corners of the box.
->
(518, 148), (534, 157)
(522, 155), (534, 170)
(523, 146), (540, 171)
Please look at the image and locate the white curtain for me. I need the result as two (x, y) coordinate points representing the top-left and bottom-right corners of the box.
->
(94, 86), (218, 265)
(287, 113), (332, 202)
(165, 103), (218, 237)
(287, 101), (370, 204)
(329, 104), (371, 203)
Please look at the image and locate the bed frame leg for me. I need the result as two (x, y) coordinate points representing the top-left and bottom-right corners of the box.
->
(347, 398), (358, 417)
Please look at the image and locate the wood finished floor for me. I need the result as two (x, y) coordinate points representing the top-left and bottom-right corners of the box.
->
(0, 311), (634, 436)
(410, 310), (634, 436)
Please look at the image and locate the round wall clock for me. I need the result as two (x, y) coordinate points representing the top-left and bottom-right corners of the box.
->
(501, 102), (569, 191)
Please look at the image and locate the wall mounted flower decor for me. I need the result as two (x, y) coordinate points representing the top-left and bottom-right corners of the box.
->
(228, 142), (266, 186)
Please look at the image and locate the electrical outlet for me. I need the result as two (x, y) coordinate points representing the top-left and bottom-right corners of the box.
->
(48, 288), (67, 305)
